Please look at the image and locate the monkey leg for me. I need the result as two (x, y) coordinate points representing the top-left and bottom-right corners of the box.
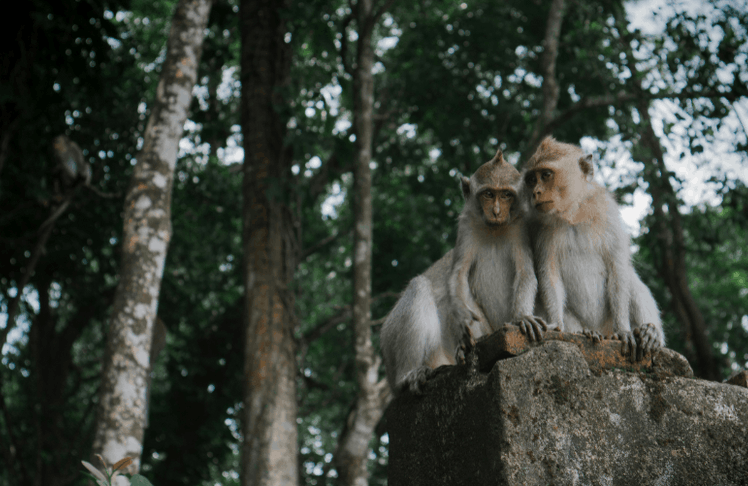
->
(634, 323), (662, 361)
(516, 315), (550, 342)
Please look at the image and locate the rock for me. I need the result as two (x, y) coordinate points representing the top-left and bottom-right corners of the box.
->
(475, 326), (693, 377)
(387, 338), (748, 486)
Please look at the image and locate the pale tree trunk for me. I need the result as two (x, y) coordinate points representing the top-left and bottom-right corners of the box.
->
(522, 0), (566, 161)
(333, 2), (393, 485)
(239, 0), (299, 485)
(91, 0), (212, 475)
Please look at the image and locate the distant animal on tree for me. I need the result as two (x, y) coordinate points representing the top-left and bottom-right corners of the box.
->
(52, 135), (91, 188)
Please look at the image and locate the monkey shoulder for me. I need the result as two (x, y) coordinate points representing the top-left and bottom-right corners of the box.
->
(422, 250), (454, 282)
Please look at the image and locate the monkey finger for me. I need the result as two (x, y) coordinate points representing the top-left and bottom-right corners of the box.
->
(616, 332), (631, 357)
(455, 347), (466, 365)
(645, 324), (662, 350)
(525, 317), (546, 341)
(628, 336), (639, 363)
(531, 316), (550, 332)
(582, 330), (602, 344)
(518, 321), (534, 342)
(639, 329), (659, 355)
(525, 320), (543, 342)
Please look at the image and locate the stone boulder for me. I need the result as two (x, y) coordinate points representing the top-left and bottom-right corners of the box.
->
(386, 329), (748, 485)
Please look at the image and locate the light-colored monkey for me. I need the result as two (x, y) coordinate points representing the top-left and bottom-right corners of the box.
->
(523, 136), (664, 360)
(381, 150), (547, 395)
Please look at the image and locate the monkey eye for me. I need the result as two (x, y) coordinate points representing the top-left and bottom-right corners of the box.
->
(481, 191), (495, 199)
(500, 191), (515, 200)
(540, 170), (553, 181)
(525, 173), (537, 186)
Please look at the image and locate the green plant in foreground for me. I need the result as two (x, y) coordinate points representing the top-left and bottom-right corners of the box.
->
(81, 455), (154, 486)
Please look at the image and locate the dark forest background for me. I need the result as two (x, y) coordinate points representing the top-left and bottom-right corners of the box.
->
(1, 0), (747, 485)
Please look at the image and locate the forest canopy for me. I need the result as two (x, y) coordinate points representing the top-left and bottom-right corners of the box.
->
(0, 0), (747, 485)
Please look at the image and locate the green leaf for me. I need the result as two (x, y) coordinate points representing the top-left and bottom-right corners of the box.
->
(130, 474), (155, 486)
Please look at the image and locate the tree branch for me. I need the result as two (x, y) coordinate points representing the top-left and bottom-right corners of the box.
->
(0, 202), (63, 347)
(301, 231), (344, 261)
(543, 89), (742, 139)
(340, 12), (354, 77)
(372, 0), (396, 27)
(523, 0), (566, 161)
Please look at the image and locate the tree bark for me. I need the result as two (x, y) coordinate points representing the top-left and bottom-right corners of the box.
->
(333, 2), (393, 485)
(91, 0), (212, 474)
(636, 103), (722, 381)
(624, 45), (722, 381)
(523, 0), (566, 161)
(239, 0), (299, 485)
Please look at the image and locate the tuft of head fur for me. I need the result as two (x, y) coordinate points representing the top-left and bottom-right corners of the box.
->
(526, 137), (582, 168)
(462, 149), (521, 200)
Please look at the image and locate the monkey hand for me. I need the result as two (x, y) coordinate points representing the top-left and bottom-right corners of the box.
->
(610, 331), (638, 363)
(516, 315), (550, 342)
(582, 329), (604, 344)
(400, 366), (434, 395)
(633, 323), (662, 361)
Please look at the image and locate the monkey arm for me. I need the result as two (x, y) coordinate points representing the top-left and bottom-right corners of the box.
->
(513, 238), (550, 342)
(606, 255), (633, 334)
(447, 241), (489, 359)
(606, 255), (641, 361)
(512, 233), (538, 318)
(448, 244), (487, 326)
(603, 205), (640, 360)
(535, 240), (565, 330)
(629, 277), (665, 360)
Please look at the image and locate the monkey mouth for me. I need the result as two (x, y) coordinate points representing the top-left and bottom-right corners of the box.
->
(484, 218), (507, 227)
(535, 201), (553, 212)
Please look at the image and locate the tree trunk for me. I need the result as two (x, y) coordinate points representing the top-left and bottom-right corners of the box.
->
(333, 2), (392, 485)
(636, 102), (722, 381)
(91, 0), (212, 474)
(239, 0), (299, 485)
(522, 0), (566, 161)
(624, 47), (722, 381)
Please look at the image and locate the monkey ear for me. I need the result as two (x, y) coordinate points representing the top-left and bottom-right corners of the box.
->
(579, 154), (594, 180)
(460, 176), (471, 199)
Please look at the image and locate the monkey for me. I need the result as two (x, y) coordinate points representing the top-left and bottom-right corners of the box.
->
(380, 149), (548, 395)
(52, 135), (91, 188)
(523, 136), (664, 361)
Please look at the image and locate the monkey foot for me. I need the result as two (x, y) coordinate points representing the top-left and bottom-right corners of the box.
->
(399, 366), (434, 395)
(582, 329), (604, 344)
(455, 320), (477, 364)
(634, 323), (662, 360)
(610, 331), (642, 362)
(516, 315), (551, 342)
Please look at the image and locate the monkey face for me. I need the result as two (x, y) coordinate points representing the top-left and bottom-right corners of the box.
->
(524, 168), (558, 214)
(478, 188), (516, 225)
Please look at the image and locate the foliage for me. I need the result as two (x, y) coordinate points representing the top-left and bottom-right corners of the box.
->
(0, 0), (746, 485)
(81, 456), (155, 486)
